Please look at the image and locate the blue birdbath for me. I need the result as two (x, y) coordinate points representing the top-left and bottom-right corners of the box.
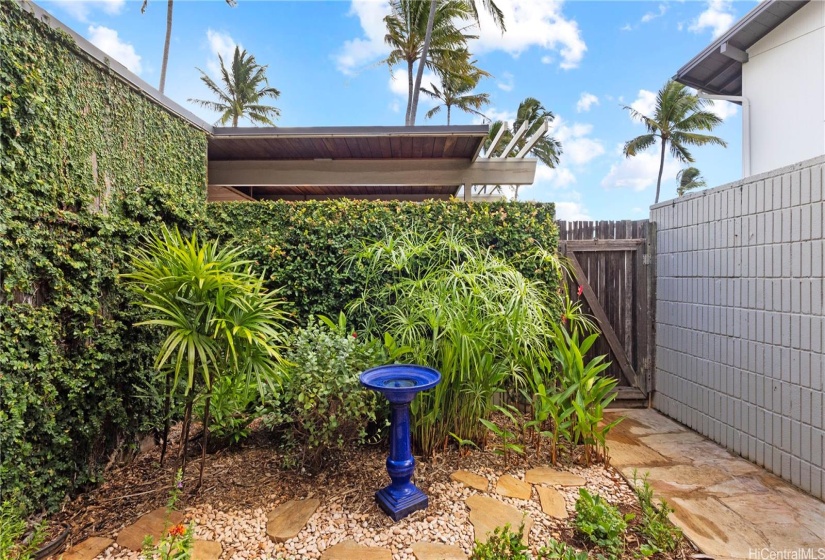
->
(360, 364), (441, 521)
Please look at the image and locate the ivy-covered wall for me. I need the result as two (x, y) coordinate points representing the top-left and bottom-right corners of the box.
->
(0, 2), (208, 511)
(207, 200), (559, 325)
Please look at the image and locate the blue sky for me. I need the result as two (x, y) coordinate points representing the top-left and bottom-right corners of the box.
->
(42, 0), (753, 219)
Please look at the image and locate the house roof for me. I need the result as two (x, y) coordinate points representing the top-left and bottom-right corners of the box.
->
(674, 0), (809, 96)
(208, 126), (488, 161)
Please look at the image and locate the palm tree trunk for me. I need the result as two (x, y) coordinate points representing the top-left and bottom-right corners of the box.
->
(158, 0), (174, 93)
(405, 60), (414, 125)
(197, 394), (211, 489)
(408, 0), (437, 126)
(447, 104), (451, 125)
(655, 138), (667, 204)
(232, 114), (238, 127)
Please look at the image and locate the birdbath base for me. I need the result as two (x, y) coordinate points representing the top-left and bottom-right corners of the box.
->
(375, 484), (428, 521)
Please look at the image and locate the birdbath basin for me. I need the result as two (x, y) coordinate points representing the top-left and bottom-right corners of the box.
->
(360, 365), (441, 521)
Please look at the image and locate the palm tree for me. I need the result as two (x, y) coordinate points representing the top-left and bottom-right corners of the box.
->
(141, 0), (237, 94)
(623, 80), (727, 204)
(482, 97), (562, 200)
(676, 167), (707, 196)
(409, 0), (505, 125)
(421, 55), (490, 124)
(189, 46), (281, 127)
(383, 0), (476, 125)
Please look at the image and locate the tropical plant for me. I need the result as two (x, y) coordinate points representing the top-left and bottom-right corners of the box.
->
(421, 53), (490, 124)
(409, 0), (505, 125)
(195, 371), (260, 445)
(676, 166), (707, 197)
(0, 501), (44, 560)
(265, 313), (407, 470)
(623, 80), (727, 204)
(470, 523), (530, 560)
(479, 404), (525, 466)
(521, 364), (574, 465)
(189, 46), (281, 126)
(141, 0), (237, 93)
(551, 323), (622, 466)
(383, 0), (477, 125)
(483, 97), (563, 200)
(350, 229), (560, 456)
(123, 226), (290, 486)
(574, 488), (633, 557)
(537, 539), (589, 560)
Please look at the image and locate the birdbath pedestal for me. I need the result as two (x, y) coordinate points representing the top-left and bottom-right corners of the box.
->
(359, 364), (441, 521)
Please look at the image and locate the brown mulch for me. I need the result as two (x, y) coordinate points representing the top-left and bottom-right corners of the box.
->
(46, 418), (698, 559)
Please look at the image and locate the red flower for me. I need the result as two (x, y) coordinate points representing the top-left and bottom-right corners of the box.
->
(168, 524), (186, 537)
(577, 285), (583, 297)
(352, 332), (357, 338)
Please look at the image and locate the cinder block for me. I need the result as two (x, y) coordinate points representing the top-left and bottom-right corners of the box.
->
(801, 167), (812, 206)
(802, 424), (812, 462)
(791, 171), (801, 207)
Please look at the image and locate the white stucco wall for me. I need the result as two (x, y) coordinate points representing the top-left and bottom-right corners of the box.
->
(742, 0), (825, 176)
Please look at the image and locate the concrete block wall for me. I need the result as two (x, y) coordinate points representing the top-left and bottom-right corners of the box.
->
(651, 155), (825, 500)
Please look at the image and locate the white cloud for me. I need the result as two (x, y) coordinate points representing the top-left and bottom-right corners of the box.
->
(554, 201), (592, 220)
(206, 29), (239, 78)
(541, 55), (553, 64)
(87, 25), (142, 75)
(57, 0), (125, 22)
(600, 145), (682, 192)
(550, 118), (605, 166)
(576, 92), (598, 113)
(641, 3), (667, 23)
(689, 0), (735, 39)
(498, 72), (515, 92)
(334, 0), (392, 75)
(469, 0), (587, 70)
(473, 108), (516, 126)
(705, 98), (738, 120)
(629, 89), (657, 120)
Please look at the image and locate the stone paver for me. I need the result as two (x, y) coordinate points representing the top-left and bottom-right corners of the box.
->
(320, 540), (392, 560)
(192, 540), (222, 560)
(536, 486), (568, 519)
(62, 537), (113, 560)
(495, 475), (532, 500)
(450, 470), (489, 492)
(606, 408), (825, 559)
(116, 508), (184, 551)
(524, 467), (585, 487)
(465, 495), (532, 545)
(411, 541), (467, 560)
(266, 498), (321, 542)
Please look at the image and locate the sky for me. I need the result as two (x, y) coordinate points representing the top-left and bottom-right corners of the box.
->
(41, 0), (755, 220)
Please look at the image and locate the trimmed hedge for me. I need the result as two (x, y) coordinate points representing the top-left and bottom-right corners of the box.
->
(0, 2), (208, 511)
(207, 199), (559, 326)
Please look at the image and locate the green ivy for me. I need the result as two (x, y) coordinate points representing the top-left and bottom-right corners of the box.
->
(207, 199), (559, 326)
(0, 3), (208, 512)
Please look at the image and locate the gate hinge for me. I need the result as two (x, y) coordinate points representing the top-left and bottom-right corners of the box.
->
(643, 254), (651, 265)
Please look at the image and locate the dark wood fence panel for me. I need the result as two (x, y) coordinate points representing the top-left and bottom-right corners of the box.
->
(556, 220), (655, 400)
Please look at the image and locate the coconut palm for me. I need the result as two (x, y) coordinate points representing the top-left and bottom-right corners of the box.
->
(383, 0), (476, 125)
(141, 0), (237, 94)
(676, 167), (707, 196)
(623, 80), (727, 204)
(409, 0), (505, 125)
(189, 46), (281, 127)
(421, 55), (490, 124)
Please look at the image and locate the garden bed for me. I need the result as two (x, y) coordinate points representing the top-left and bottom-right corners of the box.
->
(49, 417), (697, 560)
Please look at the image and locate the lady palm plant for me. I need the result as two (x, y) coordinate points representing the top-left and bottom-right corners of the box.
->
(123, 226), (289, 486)
(350, 229), (559, 456)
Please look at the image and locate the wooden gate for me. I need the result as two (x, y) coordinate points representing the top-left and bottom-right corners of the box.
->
(556, 220), (655, 407)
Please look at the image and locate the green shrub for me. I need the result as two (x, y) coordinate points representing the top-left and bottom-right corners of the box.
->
(470, 524), (530, 560)
(537, 539), (588, 560)
(0, 501), (45, 560)
(206, 199), (559, 326)
(352, 229), (562, 456)
(633, 471), (682, 555)
(573, 488), (633, 557)
(195, 371), (261, 445)
(266, 314), (401, 470)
